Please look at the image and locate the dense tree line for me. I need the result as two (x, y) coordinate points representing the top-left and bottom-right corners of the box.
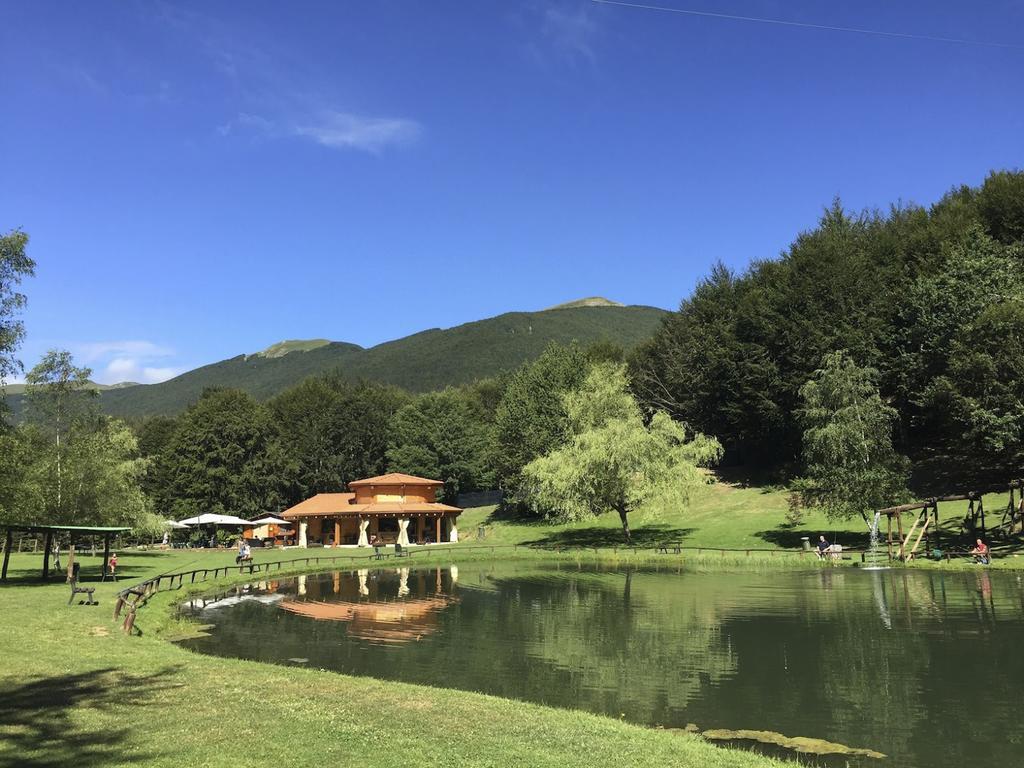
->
(630, 171), (1024, 482)
(5, 171), (1022, 531)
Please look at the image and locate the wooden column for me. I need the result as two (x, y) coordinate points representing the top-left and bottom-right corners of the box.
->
(42, 531), (53, 580)
(435, 516), (441, 543)
(1, 528), (12, 581)
(334, 520), (341, 547)
(101, 534), (111, 581)
(417, 516), (425, 544)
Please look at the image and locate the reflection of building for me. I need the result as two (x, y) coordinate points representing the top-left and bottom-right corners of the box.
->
(280, 473), (462, 547)
(278, 567), (459, 644)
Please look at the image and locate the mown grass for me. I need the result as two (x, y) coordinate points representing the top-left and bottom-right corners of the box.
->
(0, 548), (795, 768)
(3, 479), (1021, 767)
(463, 480), (1024, 565)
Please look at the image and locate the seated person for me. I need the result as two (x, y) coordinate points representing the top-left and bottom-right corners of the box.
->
(970, 538), (990, 565)
(815, 535), (831, 559)
(235, 541), (252, 563)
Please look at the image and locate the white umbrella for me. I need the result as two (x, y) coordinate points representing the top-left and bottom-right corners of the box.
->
(249, 515), (292, 526)
(177, 513), (253, 527)
(164, 519), (189, 529)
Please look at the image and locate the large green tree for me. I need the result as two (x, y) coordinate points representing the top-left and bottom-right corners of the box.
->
(161, 388), (283, 519)
(521, 364), (722, 541)
(493, 342), (593, 491)
(630, 170), (1024, 478)
(796, 352), (909, 521)
(387, 388), (493, 501)
(23, 350), (98, 516)
(0, 229), (35, 391)
(268, 376), (407, 504)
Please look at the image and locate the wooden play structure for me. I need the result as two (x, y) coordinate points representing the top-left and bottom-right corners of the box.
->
(1000, 480), (1024, 536)
(878, 492), (988, 561)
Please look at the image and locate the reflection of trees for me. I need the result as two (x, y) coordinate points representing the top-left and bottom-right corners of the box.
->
(442, 569), (740, 724)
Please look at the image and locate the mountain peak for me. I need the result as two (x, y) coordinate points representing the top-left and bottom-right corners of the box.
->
(255, 339), (332, 358)
(544, 297), (625, 310)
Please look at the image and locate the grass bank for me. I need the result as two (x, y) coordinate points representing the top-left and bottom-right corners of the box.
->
(0, 549), (793, 768)
(462, 480), (1024, 564)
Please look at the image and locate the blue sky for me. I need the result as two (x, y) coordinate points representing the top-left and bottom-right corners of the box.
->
(2, 1), (1022, 384)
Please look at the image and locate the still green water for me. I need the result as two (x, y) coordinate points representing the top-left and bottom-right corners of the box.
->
(179, 563), (1024, 766)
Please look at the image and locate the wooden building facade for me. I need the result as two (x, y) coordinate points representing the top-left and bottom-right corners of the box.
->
(280, 473), (461, 547)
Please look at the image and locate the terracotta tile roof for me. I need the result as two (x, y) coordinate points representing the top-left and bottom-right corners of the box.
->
(348, 473), (443, 487)
(280, 494), (461, 519)
(279, 493), (356, 519)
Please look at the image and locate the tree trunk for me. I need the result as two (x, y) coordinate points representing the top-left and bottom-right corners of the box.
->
(616, 504), (632, 543)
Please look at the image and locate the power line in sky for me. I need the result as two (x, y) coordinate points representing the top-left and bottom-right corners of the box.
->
(589, 0), (1024, 50)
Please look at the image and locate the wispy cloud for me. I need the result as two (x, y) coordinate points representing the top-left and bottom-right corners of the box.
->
(542, 4), (600, 64)
(292, 111), (421, 152)
(157, 3), (422, 154)
(74, 340), (174, 364)
(102, 358), (183, 385)
(61, 340), (182, 385)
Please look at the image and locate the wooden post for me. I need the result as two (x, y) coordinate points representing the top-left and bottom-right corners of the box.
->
(435, 516), (441, 543)
(101, 534), (111, 581)
(66, 542), (76, 583)
(42, 531), (53, 579)
(886, 514), (893, 560)
(334, 520), (341, 547)
(1, 528), (11, 581)
(417, 516), (425, 544)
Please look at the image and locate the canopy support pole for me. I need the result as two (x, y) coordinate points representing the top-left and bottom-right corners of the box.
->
(101, 534), (111, 581)
(1, 528), (11, 581)
(41, 531), (53, 580)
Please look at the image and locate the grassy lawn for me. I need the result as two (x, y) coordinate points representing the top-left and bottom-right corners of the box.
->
(463, 480), (1024, 562)
(0, 547), (794, 768)
(2, 479), (1022, 767)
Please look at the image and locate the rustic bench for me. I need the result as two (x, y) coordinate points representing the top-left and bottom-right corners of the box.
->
(657, 543), (682, 554)
(68, 563), (97, 606)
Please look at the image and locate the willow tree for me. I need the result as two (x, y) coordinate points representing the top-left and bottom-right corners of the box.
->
(796, 351), (909, 520)
(521, 364), (722, 542)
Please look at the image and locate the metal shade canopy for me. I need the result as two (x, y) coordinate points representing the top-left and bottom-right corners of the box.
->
(164, 519), (190, 529)
(177, 514), (253, 527)
(248, 515), (292, 526)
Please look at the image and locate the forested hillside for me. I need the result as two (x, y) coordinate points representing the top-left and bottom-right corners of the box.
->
(4, 303), (665, 419)
(630, 170), (1024, 484)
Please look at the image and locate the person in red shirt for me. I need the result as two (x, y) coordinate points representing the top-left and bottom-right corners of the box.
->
(970, 539), (990, 565)
(107, 552), (118, 577)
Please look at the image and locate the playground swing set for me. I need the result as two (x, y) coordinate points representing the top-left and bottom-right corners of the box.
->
(878, 480), (1024, 562)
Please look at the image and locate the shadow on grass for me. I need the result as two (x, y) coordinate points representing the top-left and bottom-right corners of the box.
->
(522, 526), (696, 549)
(756, 528), (869, 549)
(0, 666), (181, 767)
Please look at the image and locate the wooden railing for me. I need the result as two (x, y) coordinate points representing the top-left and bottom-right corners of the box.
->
(112, 542), (863, 633)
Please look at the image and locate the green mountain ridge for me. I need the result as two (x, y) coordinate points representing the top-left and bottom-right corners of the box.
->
(2, 380), (140, 396)
(5, 302), (666, 420)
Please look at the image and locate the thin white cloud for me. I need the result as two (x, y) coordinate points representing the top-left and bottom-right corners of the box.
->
(74, 340), (174, 364)
(543, 5), (600, 64)
(101, 359), (183, 385)
(291, 111), (421, 153)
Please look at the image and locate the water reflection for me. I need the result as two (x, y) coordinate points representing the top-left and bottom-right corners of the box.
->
(179, 564), (1024, 768)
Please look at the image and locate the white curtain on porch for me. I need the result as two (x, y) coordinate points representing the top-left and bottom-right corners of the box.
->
(357, 518), (369, 547)
(398, 518), (410, 547)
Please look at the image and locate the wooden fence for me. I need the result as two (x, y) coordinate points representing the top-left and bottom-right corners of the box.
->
(112, 542), (868, 633)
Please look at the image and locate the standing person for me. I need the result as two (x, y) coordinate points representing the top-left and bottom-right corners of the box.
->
(970, 538), (990, 565)
(816, 535), (831, 559)
(107, 552), (118, 579)
(162, 530), (169, 549)
(236, 537), (246, 564)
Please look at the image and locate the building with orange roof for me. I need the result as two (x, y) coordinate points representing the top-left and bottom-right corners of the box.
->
(280, 473), (462, 547)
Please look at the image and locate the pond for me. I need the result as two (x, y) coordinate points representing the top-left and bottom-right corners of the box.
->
(178, 563), (1024, 767)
